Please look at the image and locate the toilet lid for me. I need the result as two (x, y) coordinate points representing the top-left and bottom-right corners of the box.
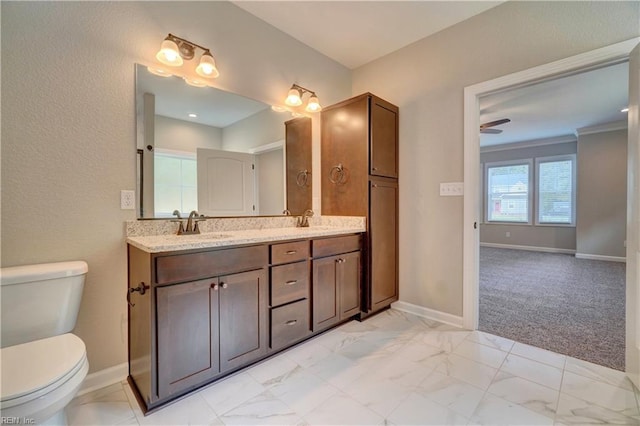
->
(1, 333), (87, 402)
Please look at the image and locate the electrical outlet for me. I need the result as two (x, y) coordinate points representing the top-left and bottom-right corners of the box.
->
(121, 190), (135, 210)
(506, 232), (510, 238)
(440, 182), (464, 196)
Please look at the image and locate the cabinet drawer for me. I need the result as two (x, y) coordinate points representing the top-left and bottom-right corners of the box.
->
(271, 299), (310, 350)
(155, 245), (268, 285)
(312, 235), (362, 258)
(271, 241), (309, 265)
(271, 261), (309, 307)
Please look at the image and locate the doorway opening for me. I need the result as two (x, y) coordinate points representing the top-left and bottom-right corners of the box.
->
(462, 39), (639, 372)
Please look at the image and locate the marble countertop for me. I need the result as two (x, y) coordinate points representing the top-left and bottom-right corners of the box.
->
(126, 225), (365, 253)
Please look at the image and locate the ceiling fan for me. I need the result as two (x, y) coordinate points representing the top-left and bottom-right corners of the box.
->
(480, 118), (511, 134)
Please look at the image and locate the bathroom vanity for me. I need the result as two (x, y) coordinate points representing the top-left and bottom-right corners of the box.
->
(126, 222), (364, 413)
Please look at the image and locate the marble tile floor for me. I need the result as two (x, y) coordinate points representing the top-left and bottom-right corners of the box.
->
(66, 309), (640, 425)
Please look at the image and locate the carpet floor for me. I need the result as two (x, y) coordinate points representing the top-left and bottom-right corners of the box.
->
(479, 247), (626, 371)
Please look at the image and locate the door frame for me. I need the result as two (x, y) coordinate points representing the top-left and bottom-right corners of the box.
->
(462, 38), (640, 331)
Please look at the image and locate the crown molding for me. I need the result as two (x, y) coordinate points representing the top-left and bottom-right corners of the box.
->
(480, 134), (577, 153)
(575, 120), (628, 137)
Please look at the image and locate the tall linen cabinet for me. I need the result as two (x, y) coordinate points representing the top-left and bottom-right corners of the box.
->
(321, 93), (399, 314)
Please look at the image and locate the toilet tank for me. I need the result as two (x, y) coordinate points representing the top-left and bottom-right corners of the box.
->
(1, 261), (88, 348)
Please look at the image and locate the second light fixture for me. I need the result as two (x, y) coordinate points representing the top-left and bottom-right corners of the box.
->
(156, 33), (219, 79)
(285, 84), (322, 112)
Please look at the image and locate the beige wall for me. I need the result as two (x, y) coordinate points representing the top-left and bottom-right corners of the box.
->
(257, 149), (285, 215)
(353, 1), (639, 316)
(155, 115), (223, 152)
(223, 108), (285, 153)
(480, 140), (577, 250)
(1, 1), (350, 373)
(576, 128), (628, 258)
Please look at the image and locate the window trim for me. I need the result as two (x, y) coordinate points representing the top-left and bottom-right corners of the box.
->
(484, 159), (533, 225)
(534, 154), (576, 226)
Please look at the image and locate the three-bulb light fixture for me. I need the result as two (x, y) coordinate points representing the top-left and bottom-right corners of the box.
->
(151, 33), (219, 86)
(284, 84), (322, 113)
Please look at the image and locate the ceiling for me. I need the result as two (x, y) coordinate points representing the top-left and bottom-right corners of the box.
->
(479, 62), (629, 147)
(233, 1), (504, 69)
(136, 66), (269, 128)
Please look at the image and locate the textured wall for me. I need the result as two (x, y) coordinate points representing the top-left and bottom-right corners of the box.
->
(577, 128), (628, 258)
(1, 1), (350, 373)
(155, 116), (223, 152)
(353, 1), (640, 316)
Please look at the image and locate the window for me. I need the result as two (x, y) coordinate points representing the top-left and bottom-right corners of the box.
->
(154, 150), (197, 217)
(536, 155), (576, 225)
(486, 161), (532, 223)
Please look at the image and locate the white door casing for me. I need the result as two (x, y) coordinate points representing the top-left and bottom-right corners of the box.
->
(197, 148), (256, 216)
(463, 38), (639, 352)
(626, 43), (640, 388)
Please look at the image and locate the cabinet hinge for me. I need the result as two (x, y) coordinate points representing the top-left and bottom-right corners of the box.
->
(253, 205), (256, 211)
(252, 164), (255, 170)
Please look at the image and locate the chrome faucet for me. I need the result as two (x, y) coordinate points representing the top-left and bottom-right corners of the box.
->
(173, 210), (204, 235)
(296, 209), (314, 228)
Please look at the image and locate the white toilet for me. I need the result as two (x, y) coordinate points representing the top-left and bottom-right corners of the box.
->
(1, 261), (89, 425)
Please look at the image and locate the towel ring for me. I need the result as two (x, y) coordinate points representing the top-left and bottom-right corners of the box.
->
(296, 170), (310, 187)
(329, 163), (347, 184)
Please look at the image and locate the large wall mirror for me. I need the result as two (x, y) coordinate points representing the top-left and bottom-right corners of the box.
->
(135, 64), (312, 218)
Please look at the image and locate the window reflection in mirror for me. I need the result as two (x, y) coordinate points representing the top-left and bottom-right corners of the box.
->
(134, 64), (312, 218)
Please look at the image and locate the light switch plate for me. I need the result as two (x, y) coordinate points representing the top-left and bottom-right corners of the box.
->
(121, 190), (135, 210)
(440, 182), (464, 196)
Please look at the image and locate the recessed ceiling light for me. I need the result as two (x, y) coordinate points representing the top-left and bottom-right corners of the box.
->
(188, 113), (197, 118)
(621, 107), (629, 113)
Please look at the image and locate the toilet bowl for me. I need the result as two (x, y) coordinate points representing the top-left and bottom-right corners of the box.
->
(0, 261), (89, 425)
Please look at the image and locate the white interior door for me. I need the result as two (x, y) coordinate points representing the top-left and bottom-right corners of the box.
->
(197, 148), (256, 216)
(626, 42), (640, 388)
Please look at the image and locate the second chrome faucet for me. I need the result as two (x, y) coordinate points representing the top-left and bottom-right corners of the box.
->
(172, 210), (205, 235)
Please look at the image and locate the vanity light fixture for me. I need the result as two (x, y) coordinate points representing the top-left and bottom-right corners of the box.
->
(156, 33), (219, 78)
(188, 113), (198, 118)
(284, 84), (322, 112)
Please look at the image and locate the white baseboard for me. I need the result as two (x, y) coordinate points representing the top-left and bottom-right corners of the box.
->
(575, 253), (626, 263)
(480, 242), (576, 254)
(391, 301), (465, 329)
(77, 362), (128, 396)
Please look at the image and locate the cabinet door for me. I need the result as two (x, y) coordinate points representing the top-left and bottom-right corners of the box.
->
(285, 117), (312, 215)
(312, 256), (340, 331)
(157, 279), (219, 398)
(321, 96), (369, 216)
(338, 251), (361, 319)
(218, 269), (268, 372)
(369, 180), (399, 311)
(370, 97), (398, 178)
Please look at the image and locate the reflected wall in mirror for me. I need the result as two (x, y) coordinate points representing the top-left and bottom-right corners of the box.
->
(135, 64), (312, 218)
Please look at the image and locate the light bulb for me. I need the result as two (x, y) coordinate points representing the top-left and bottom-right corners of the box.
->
(305, 94), (322, 112)
(285, 87), (303, 106)
(196, 52), (220, 78)
(156, 38), (183, 66)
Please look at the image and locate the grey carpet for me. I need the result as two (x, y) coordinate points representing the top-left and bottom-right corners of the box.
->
(479, 247), (626, 371)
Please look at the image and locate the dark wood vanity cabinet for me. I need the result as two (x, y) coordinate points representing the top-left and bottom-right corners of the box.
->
(127, 244), (268, 408)
(269, 240), (311, 350)
(321, 93), (399, 314)
(127, 233), (362, 413)
(312, 235), (362, 331)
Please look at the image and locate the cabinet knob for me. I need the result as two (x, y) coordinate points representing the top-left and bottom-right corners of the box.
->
(211, 284), (219, 291)
(372, 167), (378, 171)
(285, 320), (298, 326)
(285, 280), (298, 286)
(285, 250), (297, 255)
(221, 283), (228, 289)
(336, 258), (345, 264)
